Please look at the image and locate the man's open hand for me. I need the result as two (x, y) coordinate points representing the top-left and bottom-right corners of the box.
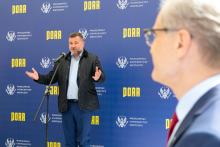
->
(26, 68), (39, 80)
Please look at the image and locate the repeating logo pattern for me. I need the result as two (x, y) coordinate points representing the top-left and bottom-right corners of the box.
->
(117, 0), (129, 10)
(41, 2), (52, 13)
(116, 56), (128, 68)
(11, 112), (25, 122)
(11, 58), (26, 68)
(79, 28), (89, 40)
(40, 57), (51, 68)
(166, 119), (172, 129)
(6, 84), (16, 95)
(40, 112), (51, 124)
(12, 5), (26, 15)
(6, 31), (32, 41)
(47, 142), (61, 147)
(123, 87), (140, 97)
(6, 31), (16, 42)
(5, 138), (15, 147)
(95, 87), (106, 96)
(158, 87), (172, 99)
(5, 138), (31, 146)
(3, 0), (166, 145)
(91, 116), (99, 125)
(84, 1), (100, 11)
(90, 145), (104, 147)
(116, 115), (128, 128)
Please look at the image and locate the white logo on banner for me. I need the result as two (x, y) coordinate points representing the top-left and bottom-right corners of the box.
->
(116, 115), (128, 128)
(5, 138), (15, 147)
(40, 112), (51, 124)
(117, 0), (129, 10)
(41, 2), (52, 13)
(116, 56), (128, 68)
(40, 57), (51, 68)
(6, 31), (16, 42)
(6, 84), (16, 95)
(158, 87), (172, 99)
(79, 28), (88, 40)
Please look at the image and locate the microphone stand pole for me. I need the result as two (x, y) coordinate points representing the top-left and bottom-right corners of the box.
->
(33, 62), (61, 147)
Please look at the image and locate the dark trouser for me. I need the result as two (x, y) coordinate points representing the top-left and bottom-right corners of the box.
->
(62, 102), (93, 147)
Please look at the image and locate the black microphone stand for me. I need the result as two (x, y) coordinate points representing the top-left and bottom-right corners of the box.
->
(33, 62), (61, 147)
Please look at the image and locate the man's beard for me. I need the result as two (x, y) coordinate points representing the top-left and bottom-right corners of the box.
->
(70, 47), (83, 56)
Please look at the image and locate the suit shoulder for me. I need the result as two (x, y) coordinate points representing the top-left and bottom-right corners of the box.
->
(174, 97), (220, 147)
(176, 132), (220, 147)
(187, 99), (220, 136)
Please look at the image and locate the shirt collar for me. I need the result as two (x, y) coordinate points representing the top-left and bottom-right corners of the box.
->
(176, 73), (220, 122)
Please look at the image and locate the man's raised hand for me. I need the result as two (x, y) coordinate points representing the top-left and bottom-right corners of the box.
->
(26, 68), (39, 80)
(92, 66), (102, 81)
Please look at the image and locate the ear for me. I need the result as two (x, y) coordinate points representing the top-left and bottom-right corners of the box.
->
(175, 29), (192, 59)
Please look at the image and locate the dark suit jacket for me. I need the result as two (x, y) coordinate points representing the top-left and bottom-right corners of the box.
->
(35, 49), (106, 113)
(169, 84), (220, 147)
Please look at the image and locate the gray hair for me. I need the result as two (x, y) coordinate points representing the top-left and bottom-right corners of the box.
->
(160, 0), (220, 68)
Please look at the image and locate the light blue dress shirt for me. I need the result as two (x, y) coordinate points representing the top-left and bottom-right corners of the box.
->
(67, 50), (83, 100)
(167, 73), (220, 146)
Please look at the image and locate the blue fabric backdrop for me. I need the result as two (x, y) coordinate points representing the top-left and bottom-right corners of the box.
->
(1, 0), (177, 147)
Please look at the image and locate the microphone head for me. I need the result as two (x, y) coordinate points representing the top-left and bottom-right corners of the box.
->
(61, 52), (66, 57)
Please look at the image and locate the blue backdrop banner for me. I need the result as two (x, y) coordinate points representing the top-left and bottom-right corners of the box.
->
(1, 0), (177, 147)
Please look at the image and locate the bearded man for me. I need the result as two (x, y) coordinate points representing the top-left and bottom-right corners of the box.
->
(26, 32), (106, 147)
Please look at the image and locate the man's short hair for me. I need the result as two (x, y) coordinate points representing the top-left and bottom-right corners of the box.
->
(160, 0), (220, 68)
(69, 32), (84, 40)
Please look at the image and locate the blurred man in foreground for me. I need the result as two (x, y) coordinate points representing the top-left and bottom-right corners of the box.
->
(144, 0), (220, 146)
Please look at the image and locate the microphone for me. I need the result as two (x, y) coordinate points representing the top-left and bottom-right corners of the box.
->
(54, 53), (66, 63)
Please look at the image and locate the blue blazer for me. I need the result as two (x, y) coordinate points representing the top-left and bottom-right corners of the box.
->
(169, 84), (220, 147)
